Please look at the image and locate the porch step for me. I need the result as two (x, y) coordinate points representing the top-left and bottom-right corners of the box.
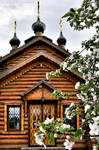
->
(21, 147), (65, 150)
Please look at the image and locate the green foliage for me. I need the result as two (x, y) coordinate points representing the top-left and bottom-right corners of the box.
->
(74, 129), (84, 140)
(48, 133), (55, 144)
(62, 0), (99, 30)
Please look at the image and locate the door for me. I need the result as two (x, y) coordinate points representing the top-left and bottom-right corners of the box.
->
(30, 104), (55, 146)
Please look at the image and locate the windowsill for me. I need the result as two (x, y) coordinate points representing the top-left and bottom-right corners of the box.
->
(0, 131), (27, 134)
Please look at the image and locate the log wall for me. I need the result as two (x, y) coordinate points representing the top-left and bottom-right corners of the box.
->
(0, 44), (86, 149)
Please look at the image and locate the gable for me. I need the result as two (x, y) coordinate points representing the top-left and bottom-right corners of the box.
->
(21, 80), (57, 100)
(0, 50), (61, 81)
(0, 50), (83, 88)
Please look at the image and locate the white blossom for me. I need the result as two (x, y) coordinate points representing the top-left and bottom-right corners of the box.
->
(64, 139), (74, 150)
(55, 126), (59, 131)
(84, 104), (90, 113)
(39, 126), (46, 133)
(34, 133), (46, 148)
(66, 135), (70, 140)
(62, 62), (68, 70)
(76, 93), (85, 101)
(70, 103), (75, 107)
(46, 73), (49, 80)
(44, 117), (54, 125)
(54, 133), (57, 138)
(89, 116), (99, 136)
(61, 124), (70, 129)
(65, 107), (73, 120)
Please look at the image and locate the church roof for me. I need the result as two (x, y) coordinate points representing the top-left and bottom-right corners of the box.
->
(0, 35), (70, 64)
(0, 49), (83, 81)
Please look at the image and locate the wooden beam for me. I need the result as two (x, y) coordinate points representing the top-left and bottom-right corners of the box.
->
(25, 100), (27, 114)
(21, 104), (24, 132)
(4, 104), (7, 132)
(77, 114), (80, 129)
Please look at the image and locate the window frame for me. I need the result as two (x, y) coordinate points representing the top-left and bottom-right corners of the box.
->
(63, 104), (77, 130)
(7, 105), (21, 132)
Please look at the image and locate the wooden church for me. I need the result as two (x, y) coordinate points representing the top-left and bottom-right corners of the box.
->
(0, 1), (93, 150)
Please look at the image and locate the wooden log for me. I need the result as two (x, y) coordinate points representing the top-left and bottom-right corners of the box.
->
(0, 144), (28, 148)
(0, 135), (28, 139)
(0, 88), (27, 92)
(0, 108), (4, 111)
(1, 92), (23, 96)
(0, 112), (4, 117)
(0, 96), (21, 100)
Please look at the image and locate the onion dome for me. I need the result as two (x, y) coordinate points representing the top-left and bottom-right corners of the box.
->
(32, 18), (46, 34)
(57, 32), (66, 45)
(32, 1), (46, 35)
(9, 21), (20, 49)
(57, 18), (66, 48)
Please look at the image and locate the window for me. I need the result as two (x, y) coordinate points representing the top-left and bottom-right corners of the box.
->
(7, 106), (21, 131)
(63, 105), (77, 130)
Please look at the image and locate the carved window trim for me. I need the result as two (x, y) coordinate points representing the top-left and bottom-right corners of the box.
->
(7, 105), (21, 132)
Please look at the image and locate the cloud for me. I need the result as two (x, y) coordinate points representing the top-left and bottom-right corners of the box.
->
(0, 0), (95, 56)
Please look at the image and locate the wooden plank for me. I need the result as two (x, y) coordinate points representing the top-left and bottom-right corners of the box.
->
(0, 139), (28, 144)
(0, 104), (4, 108)
(1, 92), (23, 96)
(0, 112), (4, 117)
(0, 131), (28, 134)
(0, 135), (28, 139)
(21, 104), (24, 132)
(0, 88), (27, 92)
(8, 81), (73, 85)
(0, 144), (28, 148)
(0, 121), (4, 125)
(0, 96), (21, 100)
(0, 108), (4, 112)
(77, 114), (80, 129)
(25, 100), (27, 114)
(4, 104), (7, 132)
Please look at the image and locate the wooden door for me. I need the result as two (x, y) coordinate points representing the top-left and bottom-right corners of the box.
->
(30, 104), (55, 146)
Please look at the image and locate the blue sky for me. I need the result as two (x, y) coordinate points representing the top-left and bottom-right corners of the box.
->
(0, 0), (95, 56)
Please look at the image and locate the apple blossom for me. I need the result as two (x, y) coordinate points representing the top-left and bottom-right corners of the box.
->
(54, 133), (57, 138)
(39, 126), (46, 133)
(84, 104), (91, 113)
(75, 82), (80, 89)
(61, 124), (70, 129)
(64, 139), (74, 150)
(44, 117), (54, 125)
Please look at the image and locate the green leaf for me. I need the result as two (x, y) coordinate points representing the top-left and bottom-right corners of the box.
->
(78, 8), (83, 13)
(62, 12), (70, 18)
(48, 133), (55, 144)
(70, 8), (76, 13)
(75, 129), (83, 139)
(70, 21), (73, 27)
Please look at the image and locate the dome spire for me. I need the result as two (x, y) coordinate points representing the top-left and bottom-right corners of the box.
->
(32, 0), (46, 36)
(14, 21), (16, 34)
(60, 18), (62, 33)
(57, 18), (66, 49)
(37, 0), (40, 20)
(9, 21), (20, 49)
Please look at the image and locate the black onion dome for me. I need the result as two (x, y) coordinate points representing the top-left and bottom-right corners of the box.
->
(9, 33), (20, 47)
(32, 18), (46, 34)
(57, 32), (66, 45)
